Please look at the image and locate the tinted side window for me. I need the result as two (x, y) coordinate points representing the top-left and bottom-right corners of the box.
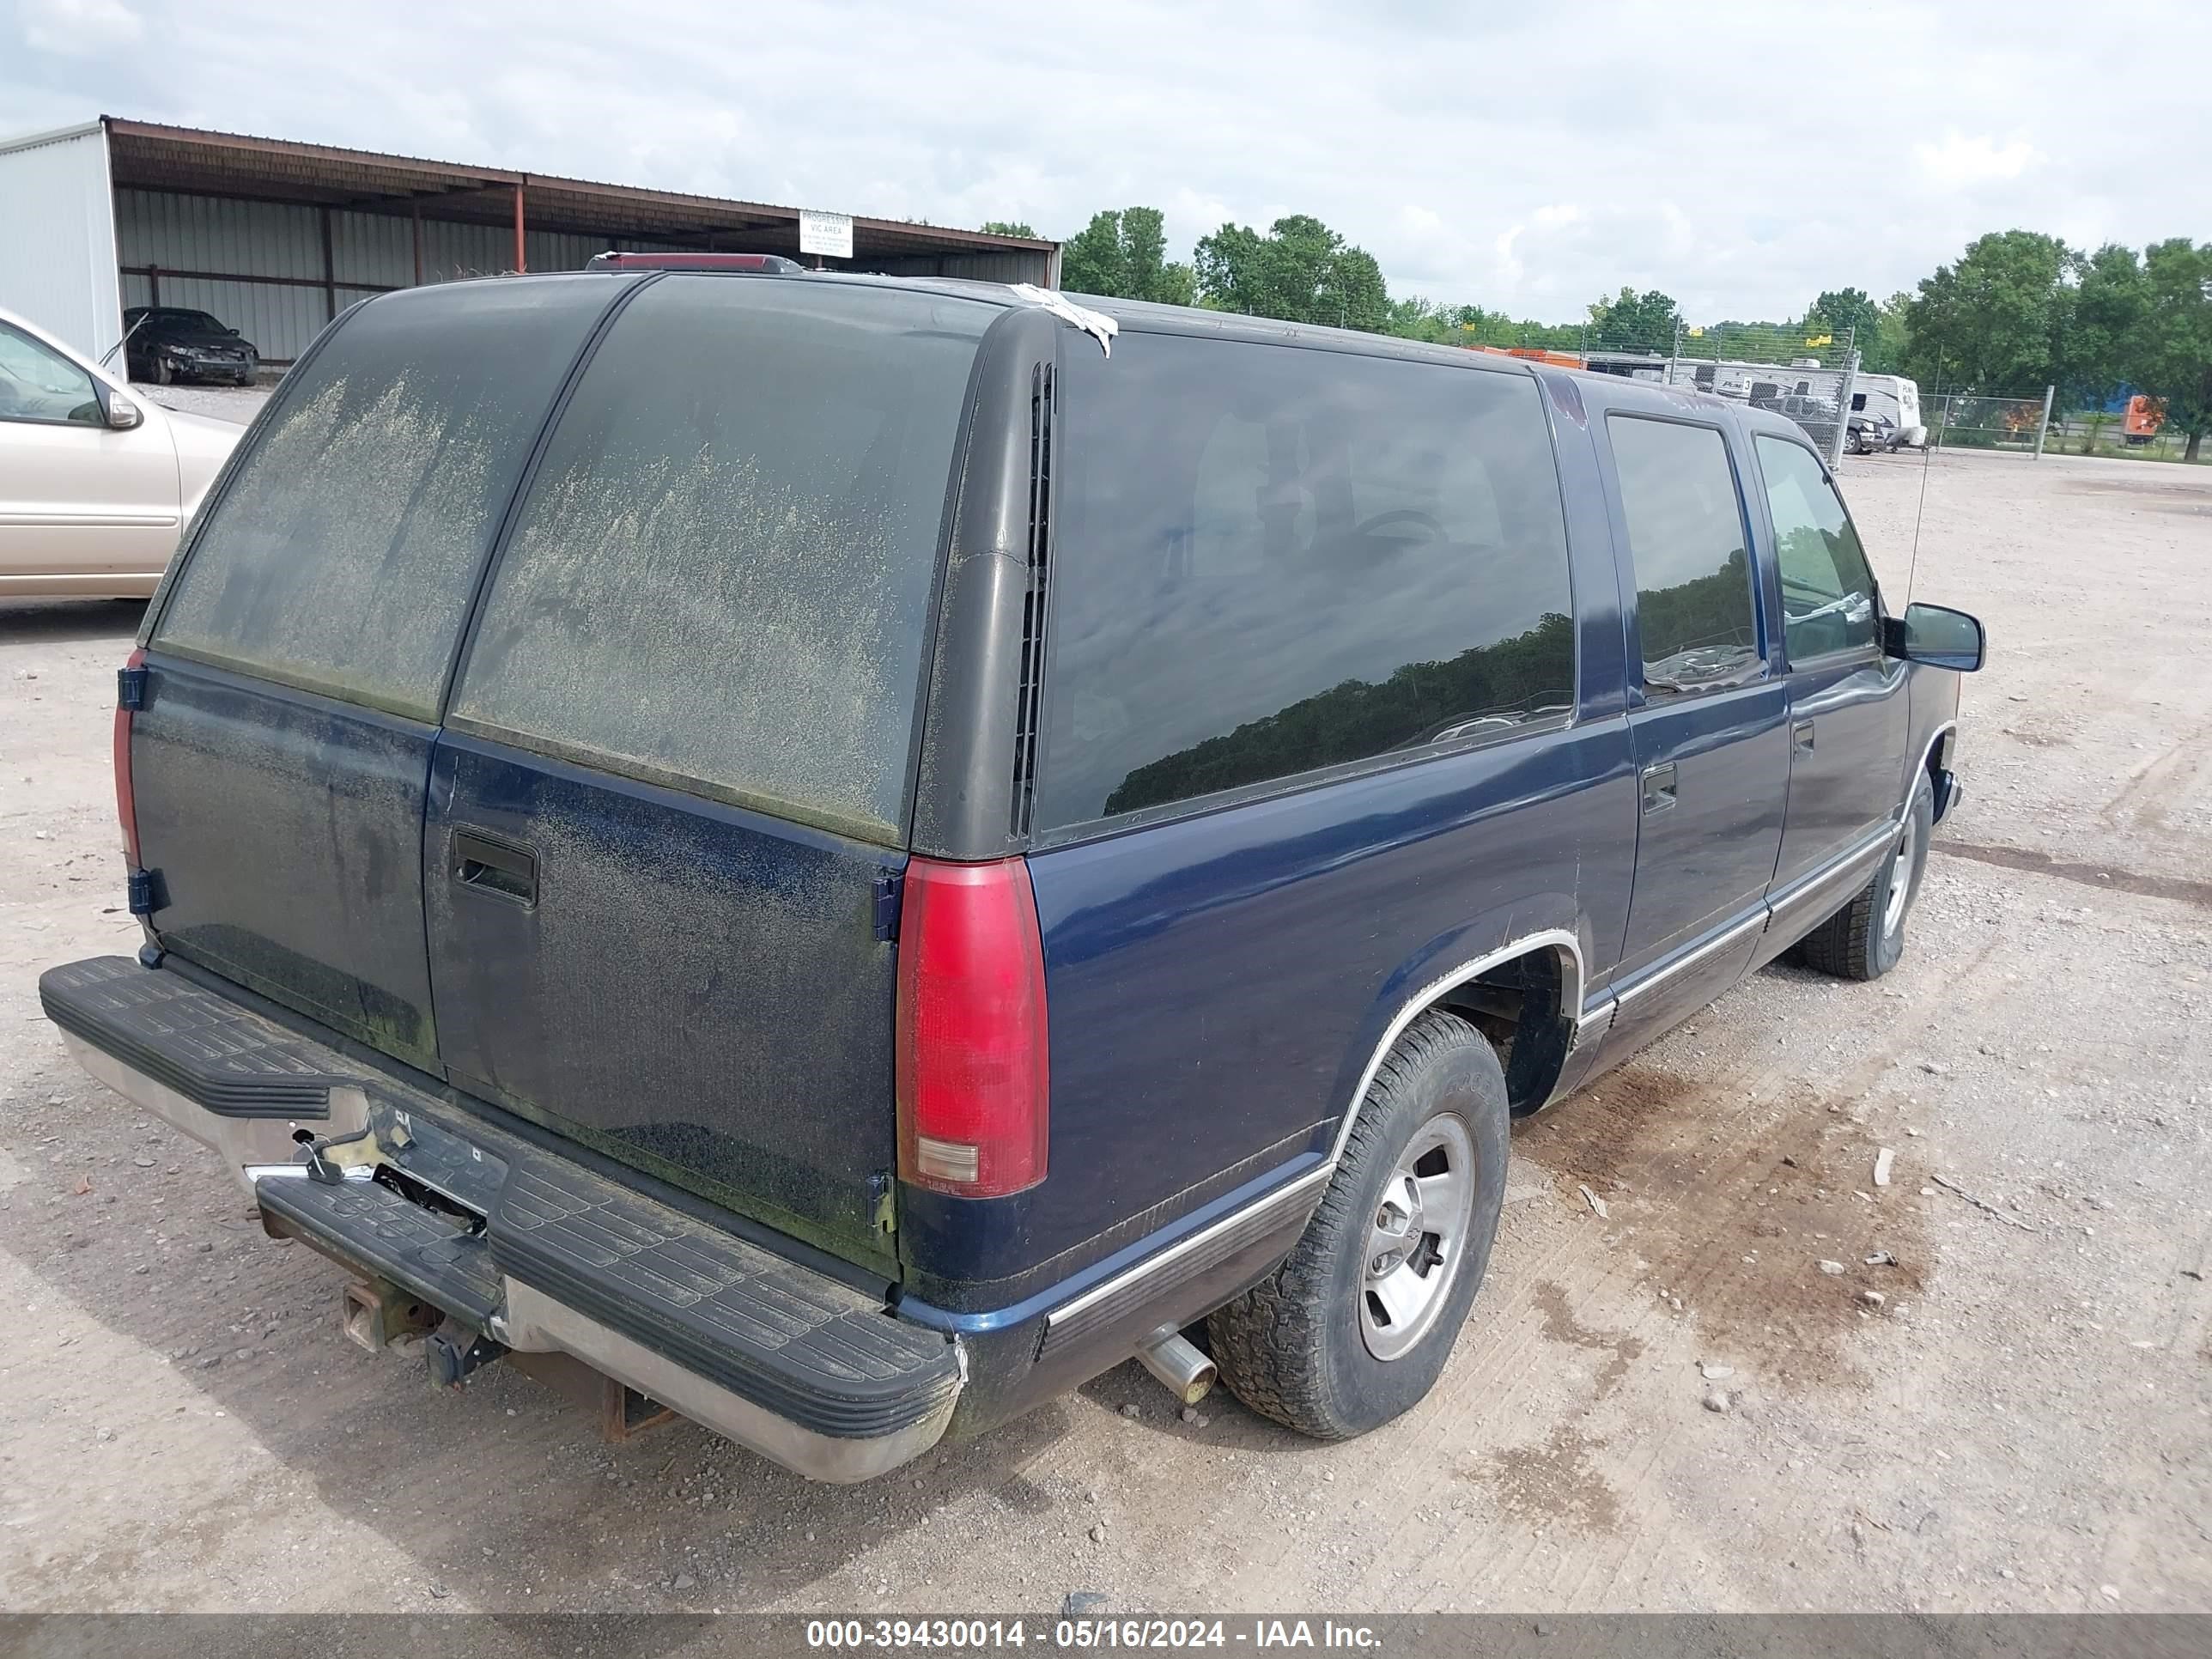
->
(1607, 416), (1759, 693)
(1036, 337), (1575, 829)
(1756, 435), (1879, 662)
(450, 277), (994, 843)
(154, 278), (620, 719)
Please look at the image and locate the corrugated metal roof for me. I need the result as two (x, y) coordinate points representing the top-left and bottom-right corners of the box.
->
(99, 117), (1056, 263)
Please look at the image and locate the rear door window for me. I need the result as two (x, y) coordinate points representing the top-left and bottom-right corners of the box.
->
(1607, 416), (1761, 694)
(447, 276), (995, 843)
(152, 277), (621, 720)
(1036, 337), (1575, 828)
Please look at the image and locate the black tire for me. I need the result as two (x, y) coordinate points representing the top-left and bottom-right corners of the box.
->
(1208, 1009), (1509, 1439)
(151, 358), (172, 386)
(1798, 770), (1934, 981)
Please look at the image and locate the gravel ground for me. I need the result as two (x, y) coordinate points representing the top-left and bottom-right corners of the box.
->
(0, 447), (2205, 1614)
(132, 381), (270, 424)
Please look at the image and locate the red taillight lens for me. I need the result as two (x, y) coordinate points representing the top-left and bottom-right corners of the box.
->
(114, 647), (144, 866)
(895, 856), (1049, 1198)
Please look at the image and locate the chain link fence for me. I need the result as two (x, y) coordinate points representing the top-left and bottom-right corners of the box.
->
(1923, 392), (2053, 453)
(1573, 321), (1863, 461)
(2044, 407), (2197, 461)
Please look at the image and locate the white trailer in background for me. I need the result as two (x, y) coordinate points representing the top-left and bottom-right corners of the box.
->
(1845, 374), (1926, 446)
(1593, 352), (1927, 453)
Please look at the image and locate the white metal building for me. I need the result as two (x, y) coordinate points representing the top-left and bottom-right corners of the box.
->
(0, 116), (1060, 367)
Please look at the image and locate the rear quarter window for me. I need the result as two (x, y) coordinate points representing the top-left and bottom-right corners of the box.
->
(1035, 337), (1575, 829)
(151, 278), (620, 720)
(447, 277), (994, 843)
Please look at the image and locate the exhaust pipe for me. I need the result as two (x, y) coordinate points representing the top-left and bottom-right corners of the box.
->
(1135, 1326), (1216, 1406)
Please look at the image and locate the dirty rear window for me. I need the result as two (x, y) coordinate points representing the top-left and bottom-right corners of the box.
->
(151, 278), (620, 720)
(448, 276), (994, 843)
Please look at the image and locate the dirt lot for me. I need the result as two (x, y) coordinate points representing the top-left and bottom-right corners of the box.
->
(0, 448), (2206, 1615)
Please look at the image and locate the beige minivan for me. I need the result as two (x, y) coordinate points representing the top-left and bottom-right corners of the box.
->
(0, 305), (241, 598)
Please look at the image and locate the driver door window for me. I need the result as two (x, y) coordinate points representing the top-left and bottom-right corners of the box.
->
(0, 325), (103, 427)
(1757, 435), (1879, 662)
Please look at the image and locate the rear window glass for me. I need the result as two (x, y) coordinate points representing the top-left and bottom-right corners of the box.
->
(1607, 416), (1760, 692)
(1035, 337), (1575, 828)
(153, 278), (618, 720)
(448, 277), (994, 843)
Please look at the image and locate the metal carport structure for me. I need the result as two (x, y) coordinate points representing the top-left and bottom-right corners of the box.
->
(0, 116), (1060, 366)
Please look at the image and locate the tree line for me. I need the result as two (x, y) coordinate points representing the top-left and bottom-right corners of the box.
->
(993, 208), (2210, 460)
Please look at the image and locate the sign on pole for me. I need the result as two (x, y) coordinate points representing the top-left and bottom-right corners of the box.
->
(798, 210), (854, 261)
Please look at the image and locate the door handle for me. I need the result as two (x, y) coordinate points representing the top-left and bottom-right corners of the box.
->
(452, 829), (537, 906)
(1792, 720), (1816, 756)
(1639, 762), (1678, 815)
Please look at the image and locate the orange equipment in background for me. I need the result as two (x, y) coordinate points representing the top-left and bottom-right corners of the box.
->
(2123, 395), (2165, 445)
(1470, 344), (1585, 369)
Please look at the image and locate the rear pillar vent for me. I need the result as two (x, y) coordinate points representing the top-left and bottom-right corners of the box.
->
(1008, 360), (1054, 837)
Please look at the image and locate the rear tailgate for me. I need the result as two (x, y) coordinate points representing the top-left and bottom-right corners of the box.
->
(130, 277), (630, 1070)
(425, 276), (1000, 1269)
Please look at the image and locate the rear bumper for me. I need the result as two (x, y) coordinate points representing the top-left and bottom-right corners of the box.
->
(40, 955), (962, 1483)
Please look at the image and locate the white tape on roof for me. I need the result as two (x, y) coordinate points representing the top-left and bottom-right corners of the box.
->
(1009, 284), (1119, 357)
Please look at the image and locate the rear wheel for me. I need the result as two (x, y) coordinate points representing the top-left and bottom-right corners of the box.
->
(1208, 1010), (1508, 1439)
(1798, 770), (1934, 981)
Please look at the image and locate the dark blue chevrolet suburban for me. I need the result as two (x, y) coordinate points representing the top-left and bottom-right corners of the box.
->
(41, 269), (1983, 1479)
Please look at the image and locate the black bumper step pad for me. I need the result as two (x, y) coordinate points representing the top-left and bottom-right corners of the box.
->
(46, 954), (959, 1443)
(40, 956), (347, 1119)
(258, 1176), (503, 1327)
(492, 1157), (959, 1441)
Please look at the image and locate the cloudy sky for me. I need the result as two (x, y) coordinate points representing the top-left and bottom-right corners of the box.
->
(7, 0), (2208, 323)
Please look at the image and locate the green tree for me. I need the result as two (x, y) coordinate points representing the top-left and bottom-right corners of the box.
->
(1193, 214), (1389, 332)
(1386, 297), (1489, 344)
(2130, 238), (2212, 461)
(1059, 207), (1195, 306)
(2063, 243), (2150, 406)
(1586, 287), (1681, 352)
(1903, 230), (2073, 392)
(1690, 319), (1814, 364)
(1868, 292), (1911, 376)
(1805, 287), (1881, 359)
(979, 220), (1036, 239)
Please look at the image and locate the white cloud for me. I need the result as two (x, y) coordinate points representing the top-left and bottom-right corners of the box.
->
(1913, 131), (2045, 189)
(20, 0), (142, 55)
(3, 1), (2206, 321)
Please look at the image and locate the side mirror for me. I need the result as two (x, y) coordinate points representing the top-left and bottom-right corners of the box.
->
(1883, 602), (1984, 672)
(103, 390), (143, 431)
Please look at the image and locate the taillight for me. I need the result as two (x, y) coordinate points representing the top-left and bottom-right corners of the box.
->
(895, 856), (1049, 1198)
(114, 647), (144, 866)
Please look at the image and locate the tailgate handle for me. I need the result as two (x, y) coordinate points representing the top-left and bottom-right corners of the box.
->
(452, 830), (537, 906)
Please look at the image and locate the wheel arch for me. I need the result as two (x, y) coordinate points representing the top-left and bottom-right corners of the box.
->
(1327, 927), (1586, 1166)
(1912, 717), (1958, 823)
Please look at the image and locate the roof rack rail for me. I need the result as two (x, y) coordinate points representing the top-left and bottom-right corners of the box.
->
(585, 252), (807, 274)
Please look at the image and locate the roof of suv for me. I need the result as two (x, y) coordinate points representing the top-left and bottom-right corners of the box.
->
(357, 272), (1825, 447)
(427, 268), (1559, 385)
